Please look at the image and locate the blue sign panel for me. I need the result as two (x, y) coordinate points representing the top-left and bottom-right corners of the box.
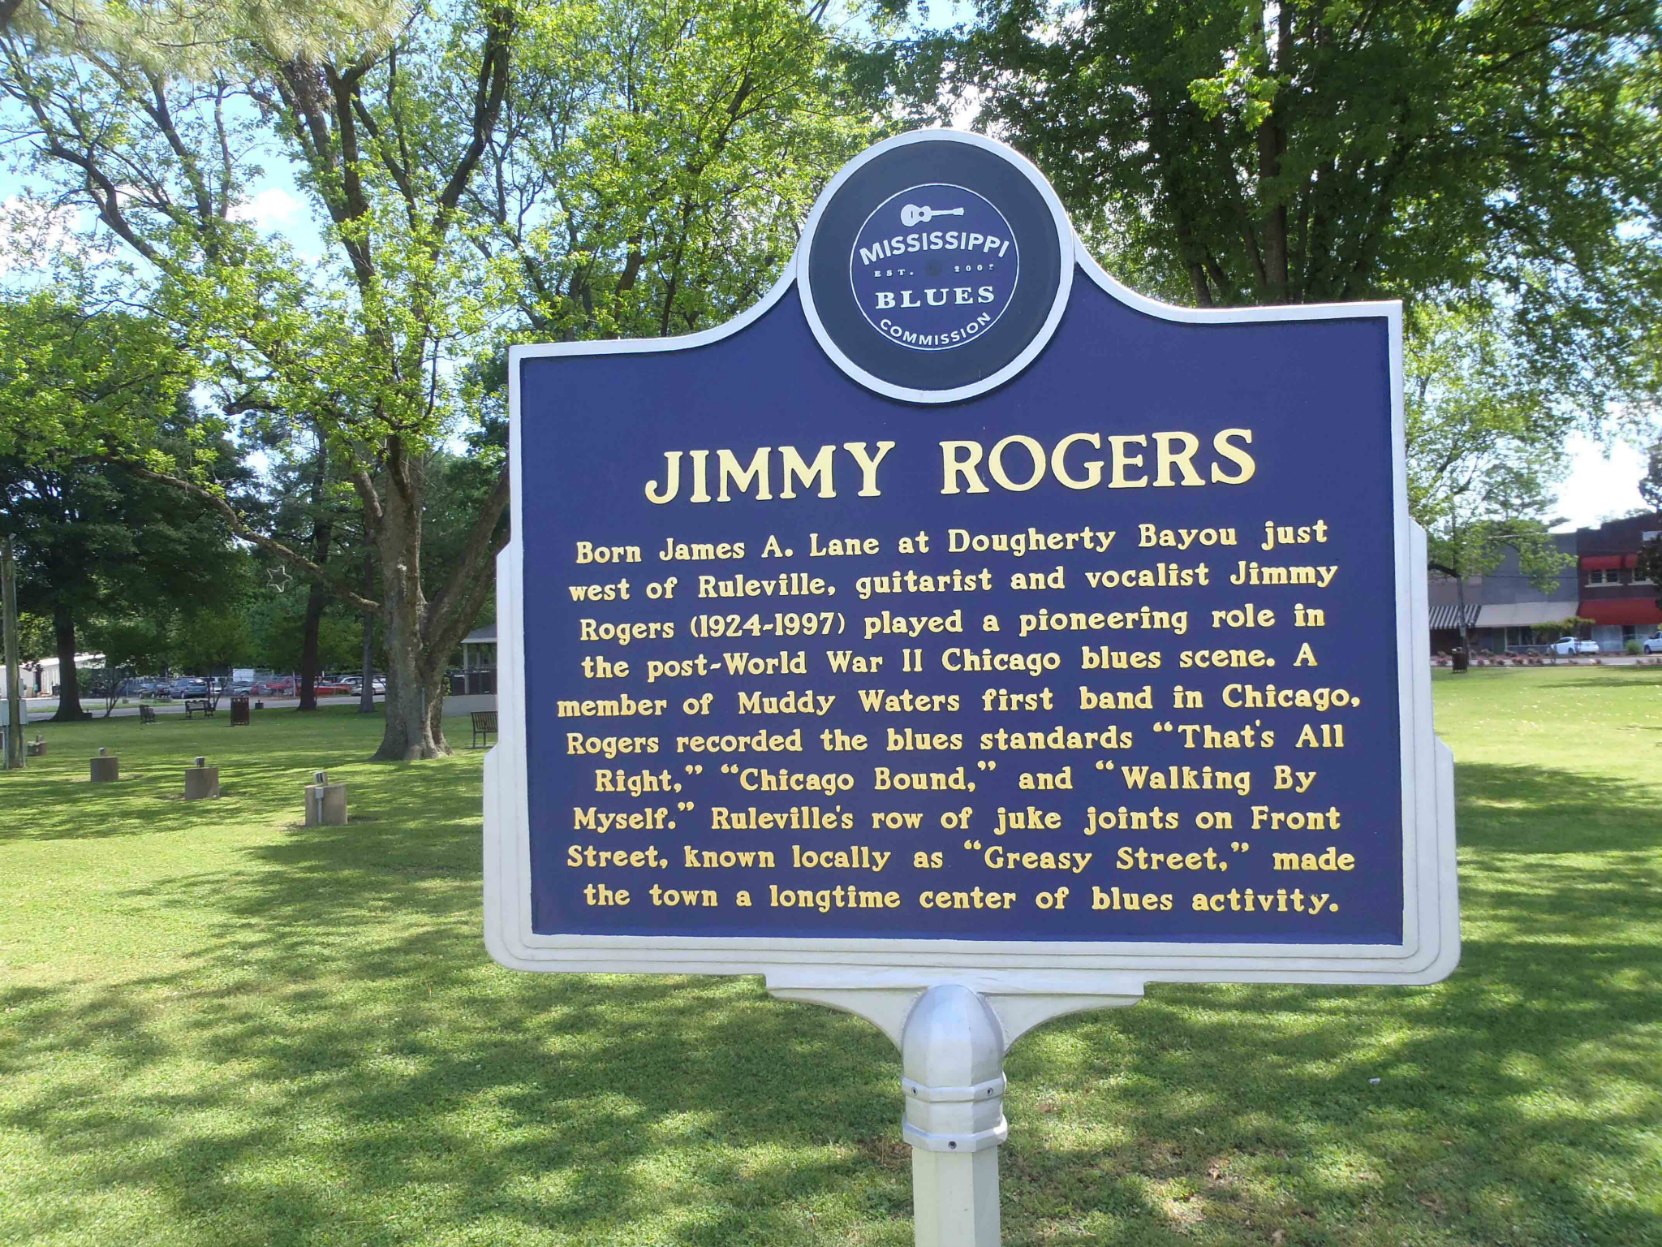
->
(488, 130), (1458, 988)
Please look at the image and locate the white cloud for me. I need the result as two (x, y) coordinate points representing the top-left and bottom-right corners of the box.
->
(229, 186), (302, 231)
(0, 196), (111, 273)
(949, 82), (984, 131)
(1552, 432), (1650, 530)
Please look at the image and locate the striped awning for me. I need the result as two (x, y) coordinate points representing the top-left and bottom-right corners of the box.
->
(1475, 601), (1580, 628)
(1427, 604), (1479, 630)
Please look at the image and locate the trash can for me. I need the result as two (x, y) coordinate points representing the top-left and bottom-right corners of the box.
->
(1451, 645), (1469, 673)
(230, 695), (251, 726)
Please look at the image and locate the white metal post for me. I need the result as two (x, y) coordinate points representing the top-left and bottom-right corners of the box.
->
(901, 985), (1007, 1247)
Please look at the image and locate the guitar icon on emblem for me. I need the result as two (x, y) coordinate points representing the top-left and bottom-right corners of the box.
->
(900, 204), (965, 226)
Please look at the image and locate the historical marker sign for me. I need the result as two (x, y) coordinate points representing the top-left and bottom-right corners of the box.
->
(484, 130), (1458, 996)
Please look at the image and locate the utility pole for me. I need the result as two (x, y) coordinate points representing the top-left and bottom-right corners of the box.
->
(2, 534), (23, 770)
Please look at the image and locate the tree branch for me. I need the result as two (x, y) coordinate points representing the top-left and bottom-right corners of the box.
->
(116, 460), (380, 612)
(424, 462), (509, 652)
(432, 5), (514, 231)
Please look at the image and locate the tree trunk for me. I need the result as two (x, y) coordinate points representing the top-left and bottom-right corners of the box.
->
(359, 552), (376, 714)
(366, 450), (508, 763)
(358, 615), (376, 713)
(376, 620), (449, 759)
(49, 605), (83, 721)
(297, 576), (328, 711)
(373, 479), (449, 760)
(297, 449), (333, 713)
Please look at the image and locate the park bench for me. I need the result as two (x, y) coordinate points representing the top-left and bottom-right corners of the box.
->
(138, 706), (157, 725)
(182, 699), (214, 719)
(471, 710), (497, 749)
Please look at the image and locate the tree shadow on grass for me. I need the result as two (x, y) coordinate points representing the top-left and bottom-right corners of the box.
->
(0, 757), (910, 1246)
(1511, 670), (1662, 691)
(3, 756), (1658, 1246)
(5, 722), (461, 844)
(1456, 761), (1662, 856)
(990, 759), (1662, 1246)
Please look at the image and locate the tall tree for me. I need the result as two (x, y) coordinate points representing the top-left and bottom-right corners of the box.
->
(900, 0), (1661, 415)
(2, 0), (883, 758)
(472, 0), (878, 340)
(246, 418), (359, 711)
(0, 296), (230, 718)
(0, 447), (245, 719)
(1407, 302), (1573, 652)
(1, 3), (515, 757)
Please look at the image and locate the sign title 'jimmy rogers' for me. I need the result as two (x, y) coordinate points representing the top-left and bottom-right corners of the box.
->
(643, 430), (1259, 504)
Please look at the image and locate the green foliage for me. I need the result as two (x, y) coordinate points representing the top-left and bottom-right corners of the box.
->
(1642, 440), (1662, 515)
(0, 0), (887, 756)
(85, 615), (171, 676)
(13, 611), (52, 658)
(243, 583), (363, 673)
(0, 457), (247, 640)
(2, 0), (410, 70)
(0, 298), (246, 713)
(0, 294), (200, 469)
(481, 0), (885, 340)
(903, 0), (1661, 419)
(1406, 302), (1571, 581)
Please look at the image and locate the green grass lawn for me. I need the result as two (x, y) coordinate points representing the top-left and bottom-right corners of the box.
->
(2, 672), (1658, 1246)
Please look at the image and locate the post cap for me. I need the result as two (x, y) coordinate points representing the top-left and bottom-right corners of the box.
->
(194, 756), (207, 768)
(314, 770), (328, 784)
(902, 984), (1006, 1086)
(98, 747), (108, 756)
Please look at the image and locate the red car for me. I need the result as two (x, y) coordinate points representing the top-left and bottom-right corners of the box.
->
(313, 680), (354, 695)
(252, 677), (296, 696)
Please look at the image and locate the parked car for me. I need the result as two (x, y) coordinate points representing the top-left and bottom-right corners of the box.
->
(313, 679), (354, 695)
(1643, 631), (1662, 655)
(173, 678), (211, 697)
(252, 677), (296, 696)
(1551, 636), (1599, 656)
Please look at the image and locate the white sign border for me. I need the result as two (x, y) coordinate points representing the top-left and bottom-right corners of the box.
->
(486, 132), (1459, 993)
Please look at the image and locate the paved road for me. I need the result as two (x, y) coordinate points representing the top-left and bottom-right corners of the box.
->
(15, 694), (381, 721)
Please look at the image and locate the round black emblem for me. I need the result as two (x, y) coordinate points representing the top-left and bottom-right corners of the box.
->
(800, 131), (1072, 402)
(850, 184), (1020, 352)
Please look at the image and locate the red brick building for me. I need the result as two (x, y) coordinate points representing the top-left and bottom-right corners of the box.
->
(1576, 514), (1662, 650)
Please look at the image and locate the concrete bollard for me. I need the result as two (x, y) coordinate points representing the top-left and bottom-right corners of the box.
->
(90, 747), (120, 783)
(184, 755), (220, 800)
(304, 770), (348, 826)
